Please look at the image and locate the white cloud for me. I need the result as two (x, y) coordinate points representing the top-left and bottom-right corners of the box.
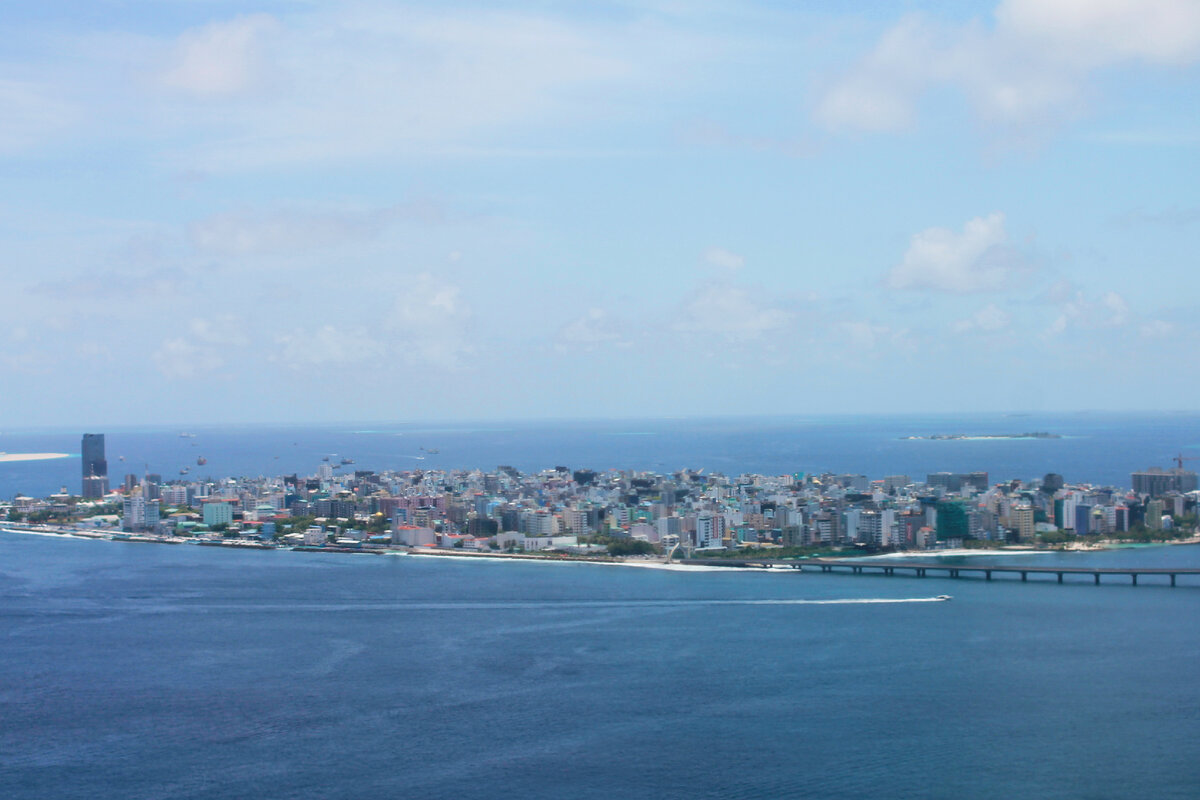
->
(1140, 319), (1175, 338)
(1044, 288), (1130, 335)
(0, 348), (47, 374)
(3, 4), (719, 168)
(1101, 291), (1128, 326)
(151, 316), (247, 379)
(0, 78), (79, 154)
(386, 273), (474, 367)
(815, 16), (944, 132)
(556, 308), (626, 352)
(188, 315), (248, 347)
(161, 14), (279, 97)
(837, 321), (887, 350)
(273, 277), (474, 371)
(675, 284), (791, 340)
(152, 338), (224, 380)
(887, 213), (1025, 293)
(31, 267), (189, 300)
(817, 0), (1200, 135)
(703, 246), (745, 272)
(1114, 206), (1200, 227)
(140, 6), (709, 169)
(76, 341), (111, 361)
(188, 203), (440, 256)
(276, 325), (384, 368)
(1041, 278), (1076, 304)
(834, 321), (917, 355)
(998, 0), (1200, 66)
(681, 119), (819, 157)
(953, 303), (1012, 332)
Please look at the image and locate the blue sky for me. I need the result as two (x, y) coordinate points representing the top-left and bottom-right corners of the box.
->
(2, 0), (1198, 425)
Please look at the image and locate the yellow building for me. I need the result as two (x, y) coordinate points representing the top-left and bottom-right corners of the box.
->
(1011, 504), (1035, 542)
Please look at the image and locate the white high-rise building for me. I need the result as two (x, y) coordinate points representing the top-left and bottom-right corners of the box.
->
(524, 510), (558, 536)
(843, 507), (861, 542)
(695, 514), (725, 548)
(123, 493), (160, 532)
(1061, 495), (1078, 532)
(857, 509), (895, 546)
(160, 486), (188, 506)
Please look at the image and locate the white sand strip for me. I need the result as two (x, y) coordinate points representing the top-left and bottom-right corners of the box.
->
(0, 452), (71, 463)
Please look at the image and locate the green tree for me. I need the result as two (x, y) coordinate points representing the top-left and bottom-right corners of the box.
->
(606, 539), (656, 556)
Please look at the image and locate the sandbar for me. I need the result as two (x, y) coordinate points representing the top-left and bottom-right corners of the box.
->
(0, 452), (71, 463)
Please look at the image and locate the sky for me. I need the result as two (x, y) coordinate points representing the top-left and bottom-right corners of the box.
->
(1, 0), (1198, 426)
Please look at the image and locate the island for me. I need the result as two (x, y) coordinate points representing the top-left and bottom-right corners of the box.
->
(3, 438), (1197, 579)
(901, 432), (1061, 440)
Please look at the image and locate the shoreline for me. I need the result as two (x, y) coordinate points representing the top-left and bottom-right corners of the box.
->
(4, 523), (1197, 570)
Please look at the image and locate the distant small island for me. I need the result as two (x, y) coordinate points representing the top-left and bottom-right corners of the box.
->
(0, 452), (72, 463)
(901, 432), (1061, 441)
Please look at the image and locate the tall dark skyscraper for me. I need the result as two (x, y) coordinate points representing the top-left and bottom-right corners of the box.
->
(81, 433), (109, 498)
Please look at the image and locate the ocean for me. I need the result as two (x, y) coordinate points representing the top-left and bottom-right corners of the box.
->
(1, 532), (1198, 799)
(3, 412), (1200, 499)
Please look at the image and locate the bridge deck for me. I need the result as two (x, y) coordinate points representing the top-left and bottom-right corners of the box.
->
(680, 557), (1200, 585)
(807, 560), (1200, 575)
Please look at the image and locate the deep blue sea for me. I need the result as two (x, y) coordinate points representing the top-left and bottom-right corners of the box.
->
(3, 412), (1200, 498)
(2, 533), (1199, 799)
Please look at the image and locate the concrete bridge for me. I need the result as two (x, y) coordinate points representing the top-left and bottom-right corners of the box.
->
(681, 557), (1200, 587)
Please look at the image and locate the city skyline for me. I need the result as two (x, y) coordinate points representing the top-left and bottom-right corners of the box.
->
(2, 1), (1198, 426)
(20, 432), (1200, 550)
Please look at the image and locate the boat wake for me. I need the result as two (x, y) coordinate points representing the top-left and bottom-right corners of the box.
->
(134, 597), (952, 613)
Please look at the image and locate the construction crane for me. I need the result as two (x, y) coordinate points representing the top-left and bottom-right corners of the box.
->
(1172, 453), (1198, 470)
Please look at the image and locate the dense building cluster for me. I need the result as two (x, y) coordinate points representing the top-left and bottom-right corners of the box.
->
(4, 433), (1196, 553)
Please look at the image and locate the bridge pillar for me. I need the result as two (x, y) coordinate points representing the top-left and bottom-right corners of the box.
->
(1057, 572), (1063, 584)
(1094, 573), (1100, 585)
(985, 570), (991, 581)
(1021, 571), (1027, 582)
(1132, 574), (1137, 586)
(1171, 574), (1176, 587)
(917, 568), (925, 577)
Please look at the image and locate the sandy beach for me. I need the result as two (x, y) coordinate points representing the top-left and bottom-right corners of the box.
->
(0, 452), (71, 463)
(7, 524), (1197, 569)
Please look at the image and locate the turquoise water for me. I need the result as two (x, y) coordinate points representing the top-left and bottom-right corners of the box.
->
(3, 412), (1199, 498)
(2, 532), (1198, 798)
